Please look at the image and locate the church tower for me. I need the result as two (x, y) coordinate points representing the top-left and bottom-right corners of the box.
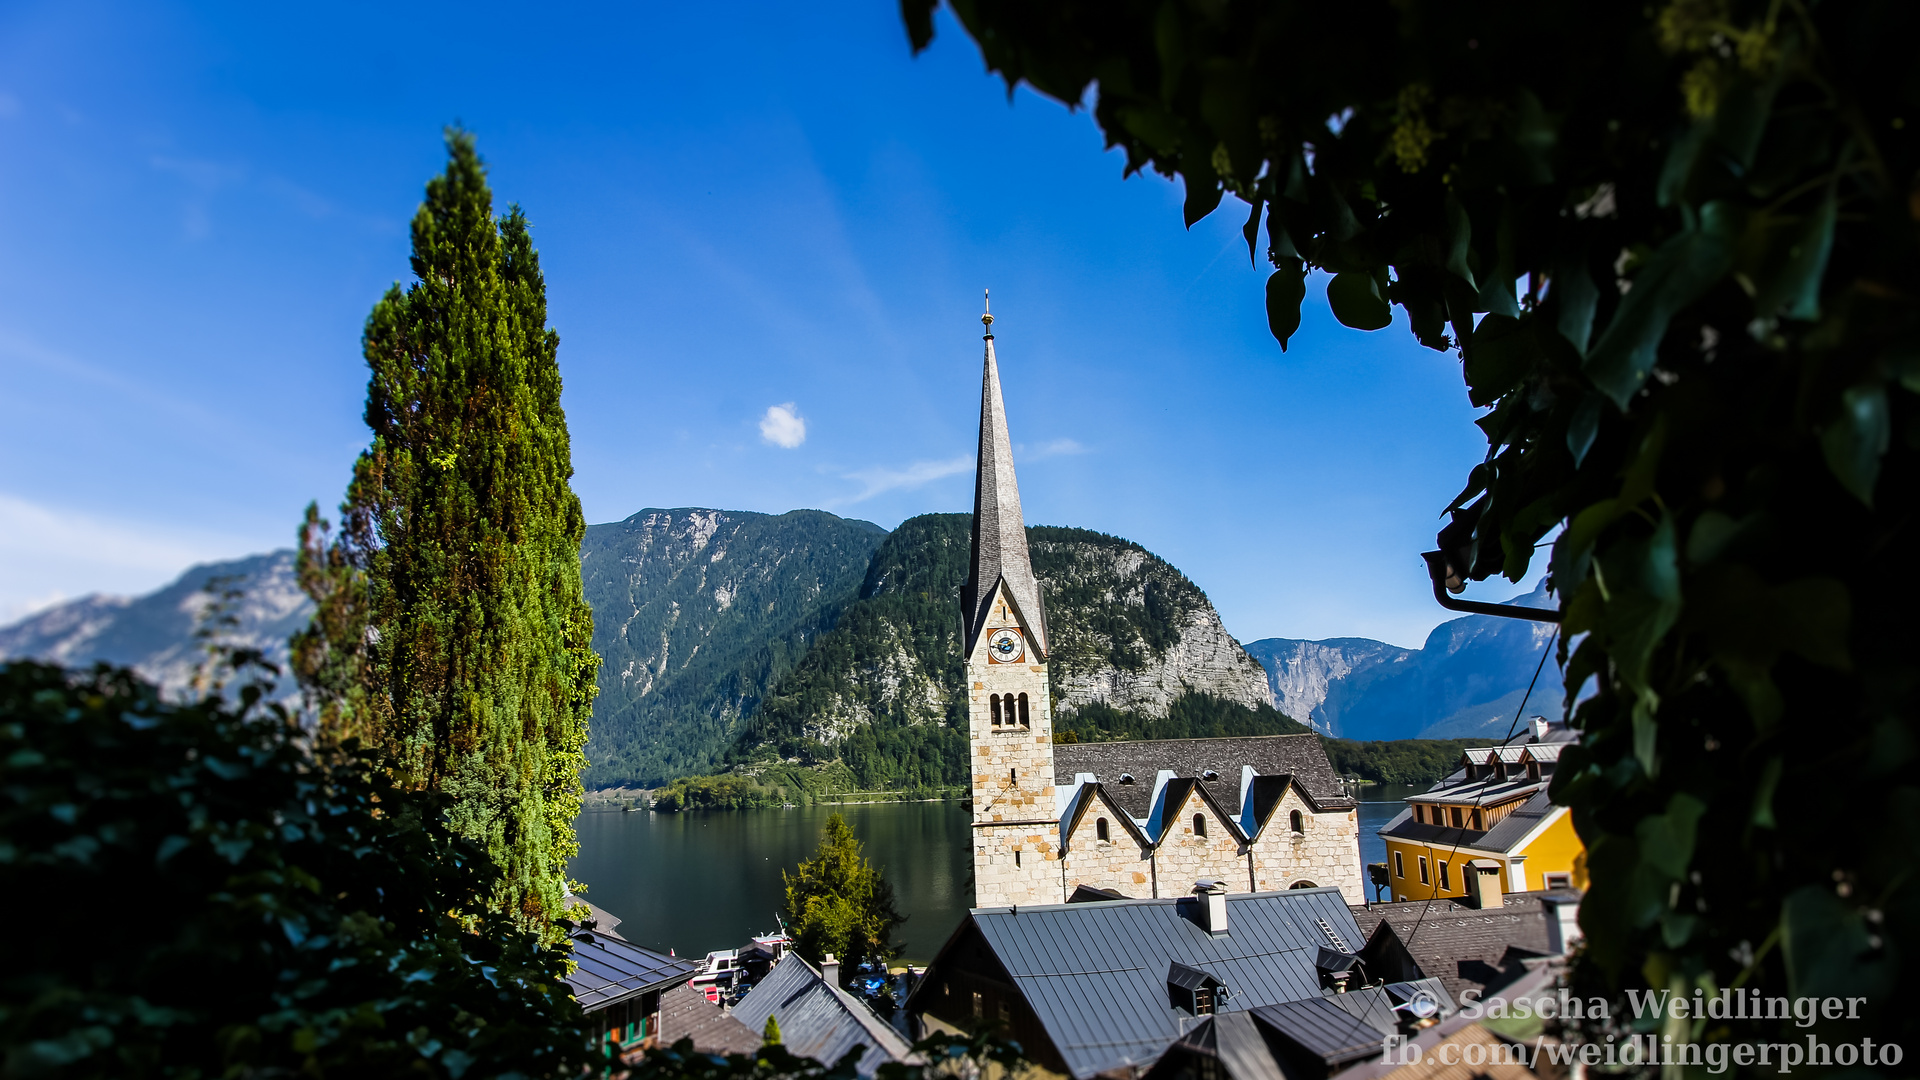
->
(964, 294), (1059, 908)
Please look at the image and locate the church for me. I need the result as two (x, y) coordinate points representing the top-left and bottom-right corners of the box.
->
(960, 299), (1365, 908)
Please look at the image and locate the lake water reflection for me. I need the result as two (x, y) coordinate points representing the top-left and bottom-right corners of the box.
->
(569, 802), (972, 964)
(572, 788), (1416, 962)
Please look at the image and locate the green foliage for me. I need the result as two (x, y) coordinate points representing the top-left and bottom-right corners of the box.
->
(0, 658), (591, 1078)
(294, 130), (598, 939)
(1322, 738), (1481, 786)
(782, 813), (904, 979)
(731, 515), (1220, 789)
(908, 0), (1920, 1060)
(1054, 691), (1308, 743)
(582, 510), (887, 789)
(762, 1015), (781, 1046)
(652, 773), (793, 812)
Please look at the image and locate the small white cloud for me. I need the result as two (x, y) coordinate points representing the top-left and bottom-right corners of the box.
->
(834, 455), (974, 505)
(759, 403), (807, 448)
(1025, 437), (1086, 460)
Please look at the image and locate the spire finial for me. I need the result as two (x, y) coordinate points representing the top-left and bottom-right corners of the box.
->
(981, 289), (993, 337)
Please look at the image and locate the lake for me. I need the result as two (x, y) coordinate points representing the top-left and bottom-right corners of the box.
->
(569, 801), (973, 964)
(569, 785), (1424, 963)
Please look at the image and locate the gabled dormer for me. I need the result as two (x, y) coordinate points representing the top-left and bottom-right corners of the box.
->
(1167, 962), (1230, 1016)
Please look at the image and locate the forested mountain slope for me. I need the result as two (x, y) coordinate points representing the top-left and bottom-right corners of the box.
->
(579, 508), (887, 788)
(725, 514), (1275, 790)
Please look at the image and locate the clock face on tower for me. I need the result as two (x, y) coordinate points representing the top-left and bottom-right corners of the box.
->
(987, 628), (1025, 664)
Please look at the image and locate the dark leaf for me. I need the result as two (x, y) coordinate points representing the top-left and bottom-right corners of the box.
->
(1820, 383), (1890, 505)
(1584, 202), (1739, 408)
(1566, 393), (1603, 467)
(901, 0), (937, 52)
(1326, 271), (1391, 331)
(1265, 263), (1307, 350)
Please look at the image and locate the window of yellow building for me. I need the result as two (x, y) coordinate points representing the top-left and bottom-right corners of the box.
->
(1438, 861), (1451, 891)
(1393, 851), (1404, 878)
(1418, 856), (1430, 885)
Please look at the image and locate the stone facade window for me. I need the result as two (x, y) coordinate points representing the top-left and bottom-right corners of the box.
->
(1193, 814), (1207, 838)
(1016, 692), (1030, 726)
(1096, 818), (1109, 842)
(990, 694), (1002, 726)
(1290, 810), (1304, 834)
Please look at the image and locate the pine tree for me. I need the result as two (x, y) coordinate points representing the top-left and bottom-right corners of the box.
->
(761, 1015), (781, 1045)
(294, 130), (598, 938)
(781, 813), (904, 981)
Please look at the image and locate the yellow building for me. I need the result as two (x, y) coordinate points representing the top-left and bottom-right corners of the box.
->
(1377, 718), (1587, 903)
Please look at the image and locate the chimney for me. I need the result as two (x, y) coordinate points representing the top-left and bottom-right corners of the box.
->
(1463, 860), (1503, 909)
(1542, 895), (1583, 954)
(820, 953), (841, 986)
(1193, 881), (1229, 934)
(1529, 716), (1549, 742)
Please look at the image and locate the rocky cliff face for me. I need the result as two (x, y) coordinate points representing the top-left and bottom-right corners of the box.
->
(1242, 579), (1563, 741)
(1031, 529), (1273, 717)
(1241, 638), (1416, 733)
(0, 551), (310, 702)
(580, 508), (889, 788)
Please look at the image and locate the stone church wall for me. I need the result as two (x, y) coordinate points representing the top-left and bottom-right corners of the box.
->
(1247, 787), (1365, 904)
(1061, 797), (1156, 898)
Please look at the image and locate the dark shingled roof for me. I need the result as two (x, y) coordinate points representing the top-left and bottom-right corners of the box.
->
(564, 929), (700, 1011)
(733, 954), (912, 1078)
(920, 888), (1364, 1079)
(658, 981), (762, 1055)
(1356, 896), (1558, 1004)
(1055, 734), (1352, 820)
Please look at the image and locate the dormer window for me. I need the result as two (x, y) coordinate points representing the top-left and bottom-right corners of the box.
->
(1202, 770), (1219, 782)
(1119, 773), (1136, 785)
(1167, 962), (1228, 1016)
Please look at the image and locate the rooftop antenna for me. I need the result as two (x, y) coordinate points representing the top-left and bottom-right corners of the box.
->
(982, 288), (993, 338)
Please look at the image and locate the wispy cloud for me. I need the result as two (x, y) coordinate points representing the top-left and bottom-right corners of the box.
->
(833, 455), (974, 505)
(759, 403), (807, 448)
(1022, 437), (1086, 460)
(0, 492), (261, 623)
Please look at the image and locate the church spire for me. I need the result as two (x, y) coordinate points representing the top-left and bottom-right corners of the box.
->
(962, 291), (1048, 657)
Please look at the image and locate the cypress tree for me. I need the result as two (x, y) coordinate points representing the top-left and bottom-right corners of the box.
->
(295, 130), (598, 938)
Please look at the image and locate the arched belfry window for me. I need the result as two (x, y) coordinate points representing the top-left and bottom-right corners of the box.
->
(990, 695), (1002, 726)
(1193, 814), (1207, 838)
(1017, 693), (1030, 727)
(1096, 818), (1110, 842)
(1290, 810), (1304, 834)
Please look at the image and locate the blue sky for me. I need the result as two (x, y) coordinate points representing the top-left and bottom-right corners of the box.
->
(0, 0), (1542, 647)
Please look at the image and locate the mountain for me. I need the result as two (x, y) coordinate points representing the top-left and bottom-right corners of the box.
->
(0, 550), (310, 700)
(725, 514), (1276, 790)
(1242, 579), (1564, 741)
(580, 509), (889, 789)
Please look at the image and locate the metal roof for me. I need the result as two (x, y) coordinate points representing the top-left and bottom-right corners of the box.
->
(1249, 993), (1394, 1066)
(732, 954), (912, 1078)
(564, 930), (701, 1011)
(1472, 790), (1558, 853)
(955, 887), (1366, 1079)
(1167, 961), (1225, 991)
